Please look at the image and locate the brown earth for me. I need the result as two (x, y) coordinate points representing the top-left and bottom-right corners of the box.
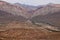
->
(0, 22), (60, 40)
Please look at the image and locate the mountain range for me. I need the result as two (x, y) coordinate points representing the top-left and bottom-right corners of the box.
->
(0, 1), (60, 31)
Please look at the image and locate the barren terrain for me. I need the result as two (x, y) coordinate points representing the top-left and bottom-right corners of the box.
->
(0, 22), (60, 40)
(0, 1), (60, 40)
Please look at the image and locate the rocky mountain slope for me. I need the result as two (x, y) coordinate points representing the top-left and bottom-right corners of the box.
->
(0, 1), (60, 40)
(0, 1), (60, 31)
(0, 1), (32, 18)
(31, 4), (60, 31)
(32, 4), (60, 17)
(0, 10), (27, 27)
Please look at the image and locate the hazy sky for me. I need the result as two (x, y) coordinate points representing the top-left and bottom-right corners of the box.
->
(2, 0), (60, 6)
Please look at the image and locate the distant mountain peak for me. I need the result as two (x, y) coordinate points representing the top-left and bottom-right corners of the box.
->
(14, 3), (37, 10)
(47, 3), (60, 7)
